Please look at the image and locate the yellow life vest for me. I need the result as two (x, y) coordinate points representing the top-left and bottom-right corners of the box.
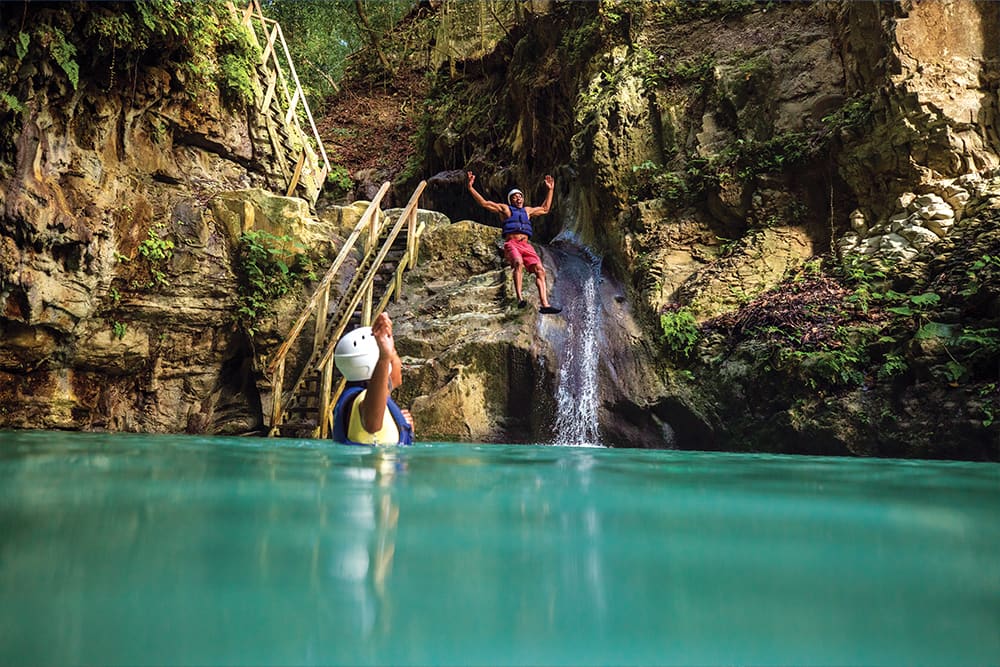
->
(346, 389), (400, 445)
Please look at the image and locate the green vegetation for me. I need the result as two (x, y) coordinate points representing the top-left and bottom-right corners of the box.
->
(138, 224), (175, 289)
(264, 0), (412, 98)
(138, 225), (175, 263)
(688, 249), (1000, 400)
(111, 321), (127, 340)
(635, 48), (715, 90)
(0, 92), (24, 114)
(630, 160), (690, 203)
(631, 129), (815, 205)
(1, 1), (260, 111)
(660, 307), (700, 358)
(326, 164), (354, 198)
(960, 253), (1000, 296)
(821, 94), (873, 136)
(417, 73), (511, 169)
(235, 230), (316, 336)
(48, 26), (80, 90)
(217, 21), (260, 110)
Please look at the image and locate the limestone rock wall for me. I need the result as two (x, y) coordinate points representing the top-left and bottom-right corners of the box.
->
(403, 0), (1000, 452)
(0, 9), (308, 434)
(833, 1), (1000, 213)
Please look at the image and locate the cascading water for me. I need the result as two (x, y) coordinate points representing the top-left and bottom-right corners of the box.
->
(548, 236), (604, 447)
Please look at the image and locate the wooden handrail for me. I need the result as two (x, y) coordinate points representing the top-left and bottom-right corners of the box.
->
(318, 220), (427, 436)
(267, 181), (426, 437)
(266, 182), (391, 378)
(234, 1), (331, 198)
(316, 181), (427, 370)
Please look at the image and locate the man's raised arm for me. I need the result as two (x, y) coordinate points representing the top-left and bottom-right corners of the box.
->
(527, 174), (555, 217)
(468, 171), (506, 215)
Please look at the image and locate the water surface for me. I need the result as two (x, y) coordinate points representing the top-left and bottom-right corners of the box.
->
(1, 430), (998, 666)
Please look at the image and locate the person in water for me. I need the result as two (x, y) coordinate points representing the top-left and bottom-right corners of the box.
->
(332, 311), (414, 445)
(467, 171), (562, 314)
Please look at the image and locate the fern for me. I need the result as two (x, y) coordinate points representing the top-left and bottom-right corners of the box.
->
(48, 27), (79, 90)
(660, 308), (700, 358)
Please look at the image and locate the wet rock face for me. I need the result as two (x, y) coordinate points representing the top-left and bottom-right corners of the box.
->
(0, 37), (293, 434)
(387, 218), (552, 442)
(563, 2), (846, 321)
(386, 219), (670, 447)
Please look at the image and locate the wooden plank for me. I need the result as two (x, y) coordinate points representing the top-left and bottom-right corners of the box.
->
(285, 87), (301, 126)
(286, 149), (305, 197)
(261, 75), (277, 115)
(313, 284), (329, 357)
(262, 25), (279, 65)
(361, 283), (373, 327)
(407, 209), (417, 266)
(264, 115), (292, 183)
(318, 359), (334, 439)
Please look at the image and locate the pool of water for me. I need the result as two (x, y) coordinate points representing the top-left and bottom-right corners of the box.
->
(1, 430), (998, 666)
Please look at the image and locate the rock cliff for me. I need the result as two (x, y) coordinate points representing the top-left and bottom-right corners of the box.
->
(2, 1), (999, 459)
(387, 0), (1000, 457)
(0, 4), (312, 433)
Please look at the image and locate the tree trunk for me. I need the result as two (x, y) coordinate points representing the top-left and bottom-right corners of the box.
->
(353, 0), (393, 75)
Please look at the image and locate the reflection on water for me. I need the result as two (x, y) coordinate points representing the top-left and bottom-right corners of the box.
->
(0, 431), (998, 666)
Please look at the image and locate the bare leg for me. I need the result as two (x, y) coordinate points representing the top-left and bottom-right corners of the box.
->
(512, 261), (525, 302)
(532, 265), (550, 308)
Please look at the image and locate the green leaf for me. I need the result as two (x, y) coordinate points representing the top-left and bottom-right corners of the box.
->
(16, 32), (29, 60)
(910, 292), (940, 306)
(887, 305), (913, 316)
(943, 360), (965, 383)
(914, 321), (953, 340)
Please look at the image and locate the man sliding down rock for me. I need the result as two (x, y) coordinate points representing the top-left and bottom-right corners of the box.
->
(466, 171), (562, 314)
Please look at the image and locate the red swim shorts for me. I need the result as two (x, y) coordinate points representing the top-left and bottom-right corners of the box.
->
(503, 236), (541, 270)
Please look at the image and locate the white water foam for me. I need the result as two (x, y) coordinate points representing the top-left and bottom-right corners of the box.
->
(552, 243), (603, 447)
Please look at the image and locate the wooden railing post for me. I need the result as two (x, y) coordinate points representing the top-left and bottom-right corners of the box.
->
(313, 284), (329, 356)
(362, 281), (374, 326)
(394, 258), (404, 302)
(269, 358), (285, 435)
(368, 208), (379, 253)
(318, 358), (334, 439)
(407, 207), (417, 267)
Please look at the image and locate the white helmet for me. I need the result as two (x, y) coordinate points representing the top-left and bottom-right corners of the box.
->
(334, 327), (379, 381)
(507, 188), (523, 203)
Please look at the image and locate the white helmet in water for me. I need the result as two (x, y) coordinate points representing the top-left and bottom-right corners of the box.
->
(507, 188), (523, 204)
(334, 327), (379, 381)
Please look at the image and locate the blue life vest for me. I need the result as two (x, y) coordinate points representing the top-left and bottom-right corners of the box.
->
(502, 206), (533, 238)
(332, 385), (414, 446)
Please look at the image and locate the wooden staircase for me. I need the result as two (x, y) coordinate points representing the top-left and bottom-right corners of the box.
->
(265, 181), (428, 439)
(226, 2), (427, 438)
(233, 0), (329, 204)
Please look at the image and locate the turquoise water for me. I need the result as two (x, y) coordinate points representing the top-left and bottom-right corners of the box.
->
(1, 430), (998, 666)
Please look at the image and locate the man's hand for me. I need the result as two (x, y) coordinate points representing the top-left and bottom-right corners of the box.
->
(372, 312), (395, 357)
(467, 171), (476, 189)
(544, 174), (554, 190)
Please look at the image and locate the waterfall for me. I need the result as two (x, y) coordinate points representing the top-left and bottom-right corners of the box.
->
(549, 237), (604, 447)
